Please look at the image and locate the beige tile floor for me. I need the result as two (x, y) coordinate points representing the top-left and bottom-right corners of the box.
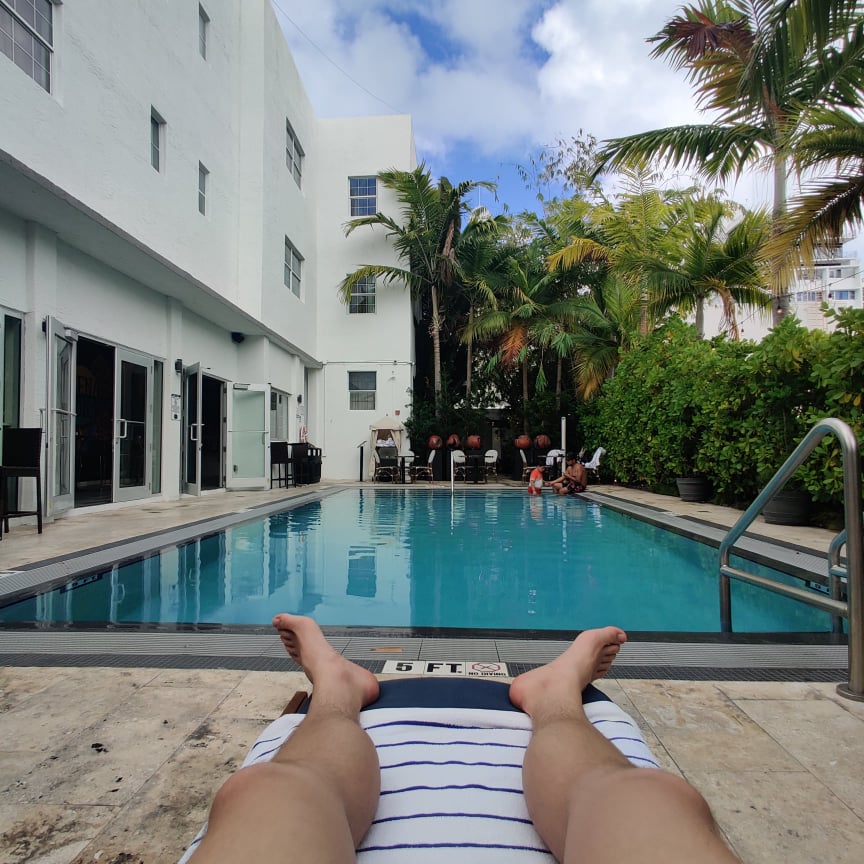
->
(0, 482), (862, 863)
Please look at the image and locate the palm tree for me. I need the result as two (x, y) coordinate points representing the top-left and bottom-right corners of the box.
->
(640, 196), (772, 338)
(464, 249), (580, 432)
(452, 208), (510, 398)
(567, 277), (643, 398)
(594, 0), (864, 323)
(339, 164), (494, 405)
(548, 165), (688, 336)
(769, 107), (864, 280)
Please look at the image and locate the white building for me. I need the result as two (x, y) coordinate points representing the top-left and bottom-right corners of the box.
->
(0, 0), (416, 520)
(698, 240), (862, 341)
(787, 241), (862, 331)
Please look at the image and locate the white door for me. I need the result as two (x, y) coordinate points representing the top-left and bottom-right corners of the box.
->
(113, 348), (153, 502)
(182, 364), (203, 495)
(45, 317), (76, 516)
(226, 383), (270, 489)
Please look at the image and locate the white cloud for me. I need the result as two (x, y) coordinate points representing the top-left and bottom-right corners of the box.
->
(270, 0), (787, 213)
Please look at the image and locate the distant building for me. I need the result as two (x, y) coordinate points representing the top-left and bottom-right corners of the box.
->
(698, 240), (862, 341)
(0, 0), (416, 519)
(787, 241), (862, 331)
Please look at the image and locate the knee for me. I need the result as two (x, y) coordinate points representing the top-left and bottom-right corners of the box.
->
(210, 762), (289, 816)
(628, 768), (715, 820)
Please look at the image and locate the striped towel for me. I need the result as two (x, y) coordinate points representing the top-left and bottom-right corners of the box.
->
(179, 701), (657, 862)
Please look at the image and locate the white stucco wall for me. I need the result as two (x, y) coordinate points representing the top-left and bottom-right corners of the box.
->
(313, 116), (417, 478)
(0, 0), (417, 500)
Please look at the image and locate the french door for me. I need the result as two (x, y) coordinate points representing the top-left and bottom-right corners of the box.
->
(113, 348), (153, 502)
(46, 317), (76, 516)
(182, 364), (203, 495)
(226, 383), (270, 489)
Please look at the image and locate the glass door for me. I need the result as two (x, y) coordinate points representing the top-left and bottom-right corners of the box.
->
(226, 383), (270, 489)
(46, 317), (76, 516)
(182, 364), (202, 495)
(113, 348), (153, 502)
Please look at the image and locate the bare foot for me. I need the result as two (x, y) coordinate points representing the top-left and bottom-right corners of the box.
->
(272, 614), (379, 711)
(509, 626), (626, 720)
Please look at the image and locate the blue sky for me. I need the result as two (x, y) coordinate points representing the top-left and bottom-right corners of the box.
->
(271, 0), (858, 256)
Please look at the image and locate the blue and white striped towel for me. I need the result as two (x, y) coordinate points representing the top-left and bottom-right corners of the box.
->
(179, 701), (657, 863)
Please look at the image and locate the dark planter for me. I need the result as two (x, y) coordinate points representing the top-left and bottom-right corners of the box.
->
(676, 476), (711, 502)
(762, 489), (810, 525)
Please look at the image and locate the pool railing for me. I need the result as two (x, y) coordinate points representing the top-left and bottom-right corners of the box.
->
(718, 417), (863, 702)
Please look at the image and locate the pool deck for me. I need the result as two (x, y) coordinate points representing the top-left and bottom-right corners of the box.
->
(1, 482), (863, 862)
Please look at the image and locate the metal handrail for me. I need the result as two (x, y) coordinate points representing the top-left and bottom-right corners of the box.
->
(718, 418), (863, 702)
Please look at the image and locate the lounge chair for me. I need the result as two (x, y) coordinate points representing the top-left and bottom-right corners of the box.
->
(584, 446), (606, 480)
(178, 677), (658, 863)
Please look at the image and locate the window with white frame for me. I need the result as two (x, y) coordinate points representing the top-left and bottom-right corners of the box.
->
(198, 162), (208, 214)
(286, 120), (303, 187)
(284, 238), (302, 297)
(198, 4), (209, 59)
(151, 108), (165, 171)
(350, 177), (377, 216)
(0, 0), (53, 91)
(349, 275), (376, 314)
(348, 371), (376, 410)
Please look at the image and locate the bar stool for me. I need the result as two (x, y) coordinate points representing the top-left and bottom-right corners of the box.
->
(1, 427), (43, 539)
(270, 441), (293, 488)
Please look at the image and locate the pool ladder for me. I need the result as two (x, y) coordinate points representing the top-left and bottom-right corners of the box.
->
(718, 417), (864, 702)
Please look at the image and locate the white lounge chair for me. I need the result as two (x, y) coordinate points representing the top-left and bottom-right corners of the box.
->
(584, 446), (606, 480)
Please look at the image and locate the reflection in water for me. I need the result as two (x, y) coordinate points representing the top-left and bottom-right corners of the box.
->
(0, 491), (836, 633)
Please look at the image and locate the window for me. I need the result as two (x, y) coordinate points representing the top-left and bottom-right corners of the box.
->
(286, 120), (303, 187)
(198, 4), (209, 59)
(349, 275), (376, 314)
(0, 0), (53, 91)
(350, 177), (377, 216)
(348, 371), (376, 411)
(198, 162), (208, 214)
(150, 108), (165, 171)
(834, 290), (856, 301)
(284, 238), (302, 297)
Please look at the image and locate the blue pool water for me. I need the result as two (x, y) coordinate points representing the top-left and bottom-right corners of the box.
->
(0, 490), (833, 632)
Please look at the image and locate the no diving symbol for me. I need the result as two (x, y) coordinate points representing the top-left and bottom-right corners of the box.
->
(468, 662), (508, 677)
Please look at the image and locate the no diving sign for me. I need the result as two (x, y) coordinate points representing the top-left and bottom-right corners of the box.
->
(381, 660), (509, 677)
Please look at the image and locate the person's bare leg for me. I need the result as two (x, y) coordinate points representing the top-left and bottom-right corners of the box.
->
(190, 614), (380, 864)
(510, 628), (739, 864)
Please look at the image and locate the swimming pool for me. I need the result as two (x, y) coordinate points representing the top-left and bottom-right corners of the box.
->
(0, 489), (834, 633)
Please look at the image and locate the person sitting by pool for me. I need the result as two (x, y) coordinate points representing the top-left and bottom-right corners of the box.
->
(188, 614), (740, 864)
(550, 452), (588, 494)
(528, 465), (545, 495)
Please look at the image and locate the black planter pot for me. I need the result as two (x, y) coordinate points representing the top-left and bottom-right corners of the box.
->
(676, 476), (711, 502)
(762, 489), (810, 525)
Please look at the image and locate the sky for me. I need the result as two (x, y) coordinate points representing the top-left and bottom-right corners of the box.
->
(270, 0), (859, 257)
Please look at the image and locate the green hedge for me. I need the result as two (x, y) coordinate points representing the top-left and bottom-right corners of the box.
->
(591, 310), (864, 512)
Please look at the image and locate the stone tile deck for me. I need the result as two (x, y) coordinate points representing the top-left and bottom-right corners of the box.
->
(0, 483), (862, 862)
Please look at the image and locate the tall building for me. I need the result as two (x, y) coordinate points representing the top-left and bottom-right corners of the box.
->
(788, 241), (863, 330)
(0, 0), (416, 519)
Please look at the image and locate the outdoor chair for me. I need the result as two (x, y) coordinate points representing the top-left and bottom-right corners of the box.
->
(451, 449), (467, 481)
(484, 449), (498, 479)
(518, 449), (532, 482)
(544, 448), (565, 481)
(178, 677), (656, 863)
(584, 446), (606, 481)
(373, 446), (398, 482)
(0, 427), (43, 539)
(412, 450), (435, 482)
